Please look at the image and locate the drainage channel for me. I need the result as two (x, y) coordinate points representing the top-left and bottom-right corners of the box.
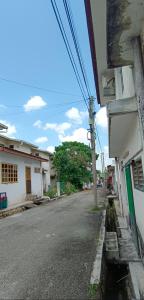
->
(103, 263), (129, 300)
(103, 203), (130, 300)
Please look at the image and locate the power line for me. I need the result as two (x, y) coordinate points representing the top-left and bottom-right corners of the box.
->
(50, 0), (89, 110)
(96, 127), (102, 153)
(0, 76), (81, 97)
(63, 0), (91, 97)
(1, 99), (83, 109)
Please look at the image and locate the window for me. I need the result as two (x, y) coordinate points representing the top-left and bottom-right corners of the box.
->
(34, 167), (40, 173)
(1, 163), (18, 183)
(132, 158), (144, 191)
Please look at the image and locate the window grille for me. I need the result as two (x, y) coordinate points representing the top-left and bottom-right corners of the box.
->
(132, 158), (144, 191)
(1, 163), (18, 183)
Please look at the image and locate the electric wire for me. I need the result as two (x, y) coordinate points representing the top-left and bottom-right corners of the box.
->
(51, 0), (88, 102)
(63, 0), (91, 97)
(0, 76), (81, 97)
(96, 127), (102, 153)
(1, 99), (83, 109)
(50, 0), (89, 110)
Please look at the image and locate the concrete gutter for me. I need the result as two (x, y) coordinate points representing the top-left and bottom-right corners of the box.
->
(114, 201), (144, 299)
(90, 210), (106, 285)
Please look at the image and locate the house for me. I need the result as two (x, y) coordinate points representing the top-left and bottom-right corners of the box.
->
(0, 135), (48, 208)
(0, 123), (8, 131)
(85, 0), (144, 256)
(49, 154), (57, 188)
(38, 149), (51, 193)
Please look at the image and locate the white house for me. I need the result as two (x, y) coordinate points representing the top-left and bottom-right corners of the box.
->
(0, 123), (8, 131)
(38, 149), (57, 192)
(85, 0), (144, 256)
(0, 135), (48, 208)
(38, 149), (51, 193)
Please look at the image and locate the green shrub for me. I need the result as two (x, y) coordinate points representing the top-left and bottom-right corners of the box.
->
(44, 187), (57, 199)
(64, 182), (77, 195)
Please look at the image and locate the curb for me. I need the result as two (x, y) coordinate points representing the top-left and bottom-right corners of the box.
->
(0, 195), (65, 219)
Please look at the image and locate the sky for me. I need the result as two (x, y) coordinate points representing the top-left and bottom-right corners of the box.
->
(0, 0), (110, 170)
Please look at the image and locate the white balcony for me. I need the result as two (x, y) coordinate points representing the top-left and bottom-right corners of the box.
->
(107, 97), (138, 158)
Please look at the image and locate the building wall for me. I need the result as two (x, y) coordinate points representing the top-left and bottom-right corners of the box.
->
(0, 152), (42, 207)
(131, 152), (144, 242)
(112, 64), (144, 247)
(115, 104), (144, 244)
(115, 66), (135, 100)
(39, 152), (51, 192)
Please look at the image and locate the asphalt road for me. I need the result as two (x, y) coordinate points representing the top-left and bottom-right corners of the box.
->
(0, 191), (101, 299)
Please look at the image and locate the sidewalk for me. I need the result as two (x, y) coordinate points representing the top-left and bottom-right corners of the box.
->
(114, 199), (144, 299)
(0, 196), (51, 218)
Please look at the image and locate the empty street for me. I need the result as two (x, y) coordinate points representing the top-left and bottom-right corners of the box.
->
(0, 191), (101, 299)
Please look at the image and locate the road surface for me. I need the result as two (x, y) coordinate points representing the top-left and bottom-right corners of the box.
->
(0, 191), (101, 299)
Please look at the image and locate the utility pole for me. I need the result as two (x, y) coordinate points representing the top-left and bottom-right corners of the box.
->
(101, 152), (105, 175)
(89, 96), (97, 206)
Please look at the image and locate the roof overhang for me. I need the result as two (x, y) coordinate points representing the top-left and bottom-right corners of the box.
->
(85, 0), (106, 105)
(0, 147), (48, 162)
(0, 123), (8, 130)
(107, 97), (138, 157)
(85, 0), (144, 105)
(0, 134), (38, 149)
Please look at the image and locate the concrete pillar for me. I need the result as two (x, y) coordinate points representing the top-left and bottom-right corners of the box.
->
(57, 182), (60, 197)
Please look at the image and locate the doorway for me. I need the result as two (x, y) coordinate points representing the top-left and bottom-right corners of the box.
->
(25, 166), (31, 194)
(125, 164), (139, 250)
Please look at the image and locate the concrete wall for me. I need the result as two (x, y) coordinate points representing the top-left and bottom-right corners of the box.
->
(40, 152), (50, 192)
(115, 66), (135, 100)
(113, 65), (144, 245)
(0, 152), (42, 207)
(116, 112), (144, 244)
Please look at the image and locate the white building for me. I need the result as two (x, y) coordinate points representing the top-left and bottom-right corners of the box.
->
(85, 0), (144, 256)
(38, 149), (51, 193)
(0, 123), (8, 131)
(0, 135), (50, 208)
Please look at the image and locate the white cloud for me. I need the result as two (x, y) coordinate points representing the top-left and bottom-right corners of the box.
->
(44, 123), (57, 130)
(33, 120), (42, 128)
(59, 127), (88, 144)
(0, 104), (7, 110)
(65, 107), (88, 124)
(0, 120), (16, 138)
(55, 122), (71, 134)
(47, 146), (55, 153)
(44, 122), (71, 134)
(24, 96), (47, 112)
(96, 107), (108, 128)
(97, 145), (113, 170)
(104, 145), (113, 166)
(34, 136), (48, 144)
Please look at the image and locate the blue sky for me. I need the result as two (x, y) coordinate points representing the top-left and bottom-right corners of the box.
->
(0, 0), (109, 169)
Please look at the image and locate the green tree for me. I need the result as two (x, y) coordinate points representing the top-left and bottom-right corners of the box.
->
(53, 141), (98, 189)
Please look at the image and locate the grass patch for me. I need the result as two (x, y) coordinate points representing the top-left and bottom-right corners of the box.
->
(90, 206), (105, 213)
(44, 187), (57, 199)
(88, 284), (99, 298)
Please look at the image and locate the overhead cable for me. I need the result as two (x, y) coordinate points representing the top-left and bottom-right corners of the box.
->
(63, 0), (91, 98)
(50, 0), (89, 110)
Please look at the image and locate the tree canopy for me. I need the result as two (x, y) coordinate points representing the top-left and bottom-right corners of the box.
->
(53, 141), (98, 189)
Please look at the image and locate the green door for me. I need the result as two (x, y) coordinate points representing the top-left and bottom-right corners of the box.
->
(125, 165), (139, 250)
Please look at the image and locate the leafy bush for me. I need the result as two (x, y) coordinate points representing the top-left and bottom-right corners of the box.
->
(44, 187), (57, 199)
(64, 182), (77, 195)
